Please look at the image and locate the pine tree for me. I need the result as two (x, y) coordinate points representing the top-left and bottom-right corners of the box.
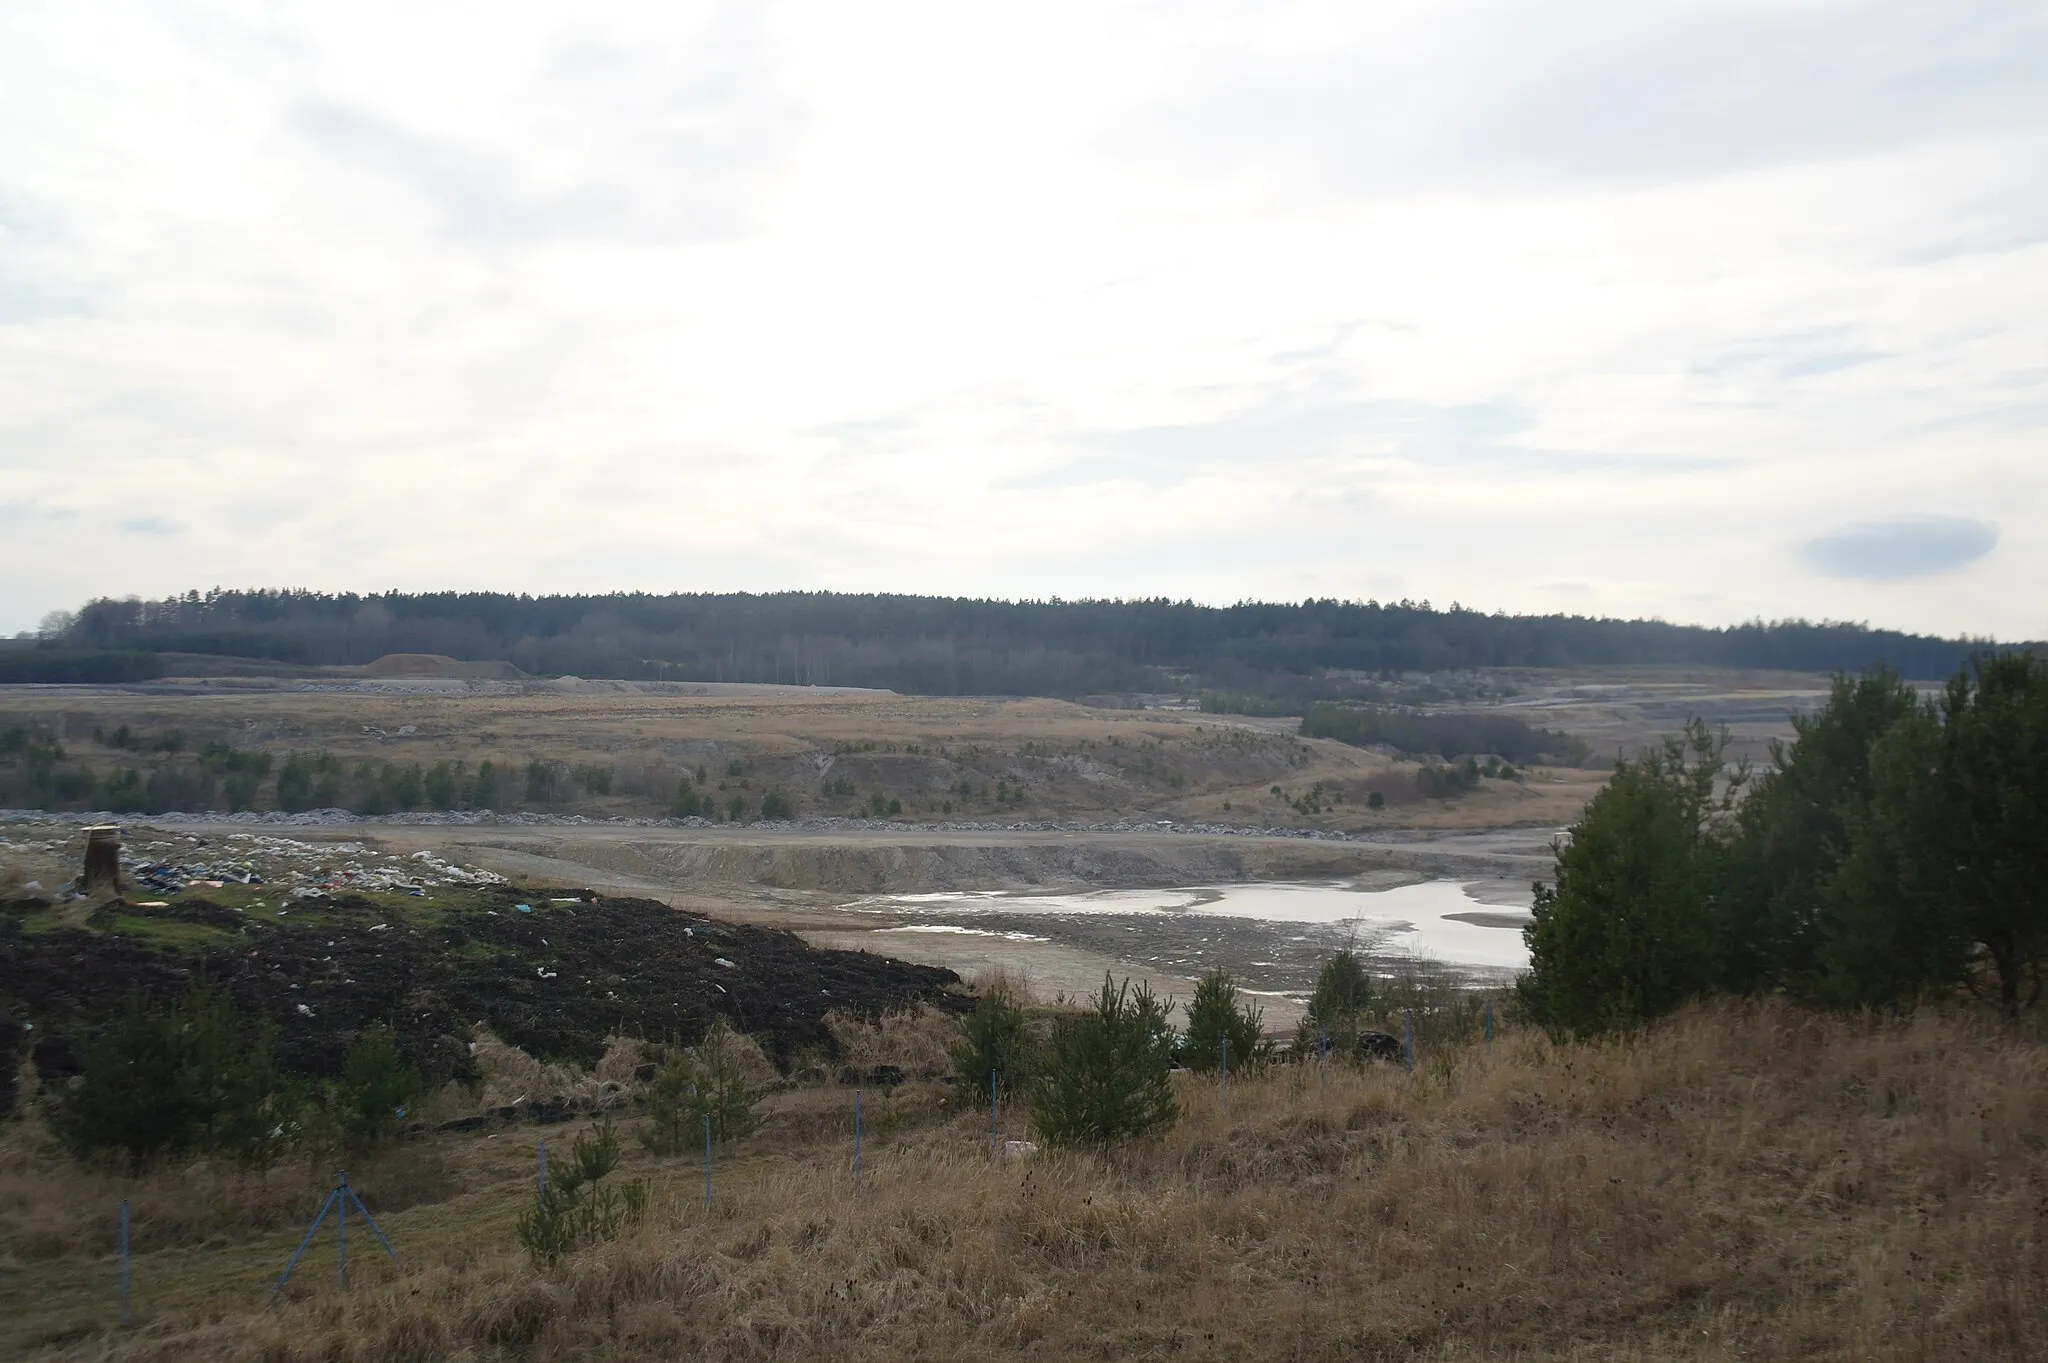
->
(950, 984), (1033, 1105)
(638, 1019), (761, 1154)
(1032, 975), (1177, 1148)
(1179, 969), (1264, 1073)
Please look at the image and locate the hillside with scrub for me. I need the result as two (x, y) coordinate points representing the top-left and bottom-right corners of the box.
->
(1, 652), (2044, 1360)
(0, 997), (2039, 1361)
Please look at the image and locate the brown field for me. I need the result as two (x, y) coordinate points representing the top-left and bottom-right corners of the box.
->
(0, 665), (1838, 832)
(2, 999), (2040, 1361)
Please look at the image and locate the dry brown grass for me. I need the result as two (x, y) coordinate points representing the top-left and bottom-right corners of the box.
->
(824, 1007), (957, 1082)
(459, 1033), (652, 1116)
(0, 1122), (459, 1267)
(13, 999), (2043, 1361)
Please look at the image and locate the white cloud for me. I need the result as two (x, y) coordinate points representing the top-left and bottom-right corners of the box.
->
(0, 0), (2042, 639)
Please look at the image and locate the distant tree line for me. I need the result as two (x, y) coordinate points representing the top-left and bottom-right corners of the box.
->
(1301, 703), (1592, 765)
(1521, 654), (2048, 1034)
(45, 589), (2008, 694)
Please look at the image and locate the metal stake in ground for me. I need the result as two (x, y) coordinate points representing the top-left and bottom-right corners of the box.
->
(991, 1071), (1000, 1156)
(854, 1090), (863, 1194)
(537, 1140), (547, 1208)
(1221, 1036), (1229, 1111)
(269, 1172), (401, 1304)
(118, 1199), (131, 1328)
(1403, 1010), (1415, 1074)
(703, 1115), (713, 1211)
(1484, 1000), (1495, 1045)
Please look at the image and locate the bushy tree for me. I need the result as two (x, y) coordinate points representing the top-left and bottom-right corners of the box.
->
(1720, 667), (1922, 994)
(53, 981), (296, 1167)
(638, 1019), (761, 1154)
(330, 1026), (425, 1151)
(1293, 950), (1373, 1056)
(467, 759), (499, 809)
(671, 779), (706, 818)
(423, 760), (460, 809)
(276, 751), (342, 812)
(1032, 976), (1177, 1148)
(1179, 968), (1264, 1074)
(950, 984), (1033, 1105)
(759, 790), (794, 820)
(1822, 655), (2048, 1016)
(1519, 721), (1741, 1039)
(526, 759), (560, 803)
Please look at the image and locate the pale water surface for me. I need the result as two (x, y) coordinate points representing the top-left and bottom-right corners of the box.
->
(850, 879), (1533, 973)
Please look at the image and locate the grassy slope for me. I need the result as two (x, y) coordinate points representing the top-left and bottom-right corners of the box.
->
(2, 1001), (2042, 1361)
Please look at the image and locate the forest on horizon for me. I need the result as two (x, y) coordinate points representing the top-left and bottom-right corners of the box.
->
(25, 589), (2013, 697)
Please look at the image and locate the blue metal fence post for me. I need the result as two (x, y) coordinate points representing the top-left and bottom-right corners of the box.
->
(1402, 1010), (1415, 1074)
(118, 1199), (131, 1327)
(1221, 1036), (1229, 1111)
(268, 1184), (341, 1304)
(703, 1114), (713, 1211)
(854, 1090), (863, 1194)
(1320, 1027), (1328, 1095)
(537, 1140), (547, 1206)
(343, 1182), (402, 1272)
(1484, 1000), (1496, 1045)
(991, 1071), (1000, 1156)
(336, 1172), (348, 1287)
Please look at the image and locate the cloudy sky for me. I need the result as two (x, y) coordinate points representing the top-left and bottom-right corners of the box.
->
(2, 0), (2043, 639)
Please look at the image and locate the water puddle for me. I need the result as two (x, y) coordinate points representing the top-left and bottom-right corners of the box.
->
(847, 879), (1532, 973)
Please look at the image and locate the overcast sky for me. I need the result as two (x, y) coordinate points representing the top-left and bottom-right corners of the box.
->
(2, 1), (2043, 639)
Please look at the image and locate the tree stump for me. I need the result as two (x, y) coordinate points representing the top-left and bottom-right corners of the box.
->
(82, 825), (122, 897)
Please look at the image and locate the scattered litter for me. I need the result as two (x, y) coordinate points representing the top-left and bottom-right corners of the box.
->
(536, 968), (557, 979)
(714, 957), (736, 969)
(515, 904), (533, 913)
(133, 901), (169, 908)
(93, 833), (507, 901)
(295, 1004), (314, 1017)
(549, 897), (579, 904)
(1003, 1140), (1039, 1159)
(369, 923), (390, 931)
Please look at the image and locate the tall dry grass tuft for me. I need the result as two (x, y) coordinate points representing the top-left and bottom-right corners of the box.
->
(456, 1031), (651, 1116)
(18, 1000), (2047, 1361)
(825, 1006), (956, 1080)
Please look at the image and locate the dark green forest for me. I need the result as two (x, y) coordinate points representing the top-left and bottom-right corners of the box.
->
(1521, 653), (2048, 1032)
(50, 589), (2007, 694)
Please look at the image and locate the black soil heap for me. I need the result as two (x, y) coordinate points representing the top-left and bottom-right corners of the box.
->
(0, 886), (965, 1106)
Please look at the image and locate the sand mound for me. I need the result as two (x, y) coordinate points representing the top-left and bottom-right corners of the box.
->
(361, 653), (527, 680)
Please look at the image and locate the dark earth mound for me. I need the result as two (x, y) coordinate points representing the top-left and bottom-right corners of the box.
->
(0, 887), (965, 1109)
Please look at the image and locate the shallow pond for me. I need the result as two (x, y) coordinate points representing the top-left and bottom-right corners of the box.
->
(839, 879), (1532, 1002)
